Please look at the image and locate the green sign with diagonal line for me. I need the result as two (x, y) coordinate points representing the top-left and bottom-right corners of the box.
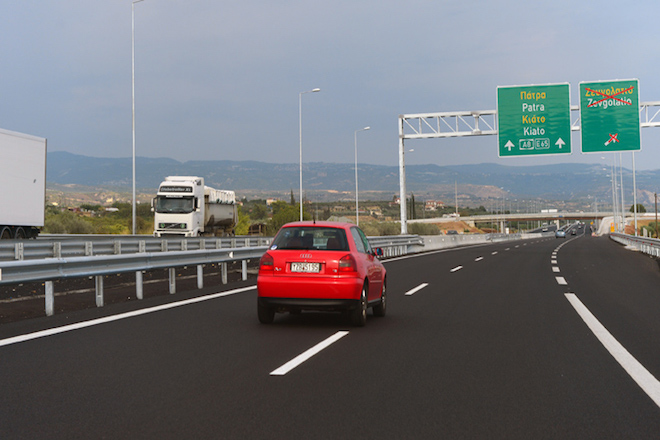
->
(579, 79), (640, 153)
(497, 83), (572, 157)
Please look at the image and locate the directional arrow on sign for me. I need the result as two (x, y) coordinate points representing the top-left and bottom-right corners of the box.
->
(505, 140), (514, 151)
(555, 138), (565, 149)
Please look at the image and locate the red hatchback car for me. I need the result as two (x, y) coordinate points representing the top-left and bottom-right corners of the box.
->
(257, 221), (386, 326)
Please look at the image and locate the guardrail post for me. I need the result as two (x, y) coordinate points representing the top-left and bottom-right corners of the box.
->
(95, 276), (104, 307)
(161, 240), (168, 253)
(216, 239), (222, 249)
(53, 242), (61, 259)
(14, 242), (24, 260)
(45, 281), (54, 316)
(114, 240), (121, 255)
(197, 265), (204, 289)
(169, 268), (176, 294)
(242, 260), (248, 281)
(85, 241), (93, 256)
(136, 271), (144, 300)
(221, 263), (228, 284)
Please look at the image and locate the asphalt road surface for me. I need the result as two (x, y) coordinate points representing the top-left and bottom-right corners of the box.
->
(1, 228), (660, 439)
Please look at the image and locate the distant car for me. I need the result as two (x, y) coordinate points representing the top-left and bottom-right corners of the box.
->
(555, 230), (566, 238)
(446, 229), (459, 235)
(257, 221), (386, 326)
(542, 227), (548, 232)
(571, 229), (577, 235)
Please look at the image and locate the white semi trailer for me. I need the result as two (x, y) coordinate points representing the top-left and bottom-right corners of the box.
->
(153, 176), (238, 237)
(0, 128), (47, 239)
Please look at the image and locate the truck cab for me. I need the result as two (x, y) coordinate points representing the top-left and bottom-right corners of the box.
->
(153, 176), (205, 237)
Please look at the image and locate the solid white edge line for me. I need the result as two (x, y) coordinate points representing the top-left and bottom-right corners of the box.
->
(0, 285), (257, 348)
(565, 294), (660, 408)
(270, 331), (349, 376)
(405, 283), (429, 296)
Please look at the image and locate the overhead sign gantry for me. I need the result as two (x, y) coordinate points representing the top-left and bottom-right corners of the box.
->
(397, 82), (660, 234)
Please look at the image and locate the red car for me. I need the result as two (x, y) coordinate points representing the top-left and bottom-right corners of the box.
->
(257, 221), (386, 326)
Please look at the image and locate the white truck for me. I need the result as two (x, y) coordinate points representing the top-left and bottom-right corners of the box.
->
(152, 176), (238, 237)
(0, 128), (47, 239)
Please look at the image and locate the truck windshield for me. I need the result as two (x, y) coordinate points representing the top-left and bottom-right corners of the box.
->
(154, 196), (195, 214)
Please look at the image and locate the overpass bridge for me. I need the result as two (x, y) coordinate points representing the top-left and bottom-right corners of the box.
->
(409, 211), (606, 225)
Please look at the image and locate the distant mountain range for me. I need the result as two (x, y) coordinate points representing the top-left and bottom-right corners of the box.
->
(47, 151), (660, 205)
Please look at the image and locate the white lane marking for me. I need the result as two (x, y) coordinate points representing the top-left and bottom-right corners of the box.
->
(552, 260), (558, 265)
(552, 266), (561, 273)
(450, 266), (463, 273)
(270, 331), (349, 376)
(475, 257), (484, 262)
(556, 277), (567, 285)
(405, 283), (429, 296)
(565, 294), (660, 409)
(515, 245), (520, 248)
(491, 251), (498, 255)
(505, 248), (511, 251)
(0, 286), (257, 348)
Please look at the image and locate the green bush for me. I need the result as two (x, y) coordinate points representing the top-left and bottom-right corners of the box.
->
(408, 223), (441, 235)
(44, 211), (94, 235)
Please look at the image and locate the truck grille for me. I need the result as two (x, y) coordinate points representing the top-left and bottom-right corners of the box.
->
(158, 223), (187, 230)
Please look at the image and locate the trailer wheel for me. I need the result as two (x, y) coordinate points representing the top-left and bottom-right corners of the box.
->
(14, 227), (26, 239)
(0, 227), (11, 240)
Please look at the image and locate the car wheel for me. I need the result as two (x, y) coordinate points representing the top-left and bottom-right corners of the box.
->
(351, 284), (367, 327)
(373, 278), (386, 317)
(258, 301), (275, 324)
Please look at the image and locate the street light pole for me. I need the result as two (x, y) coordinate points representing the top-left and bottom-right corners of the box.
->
(354, 126), (370, 226)
(299, 88), (320, 221)
(131, 0), (144, 235)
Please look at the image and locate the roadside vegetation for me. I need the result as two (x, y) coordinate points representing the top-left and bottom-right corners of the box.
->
(42, 196), (529, 237)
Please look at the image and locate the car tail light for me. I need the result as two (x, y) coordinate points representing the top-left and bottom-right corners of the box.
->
(338, 254), (357, 272)
(259, 252), (274, 272)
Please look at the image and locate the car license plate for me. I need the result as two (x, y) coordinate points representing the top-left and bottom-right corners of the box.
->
(291, 262), (320, 273)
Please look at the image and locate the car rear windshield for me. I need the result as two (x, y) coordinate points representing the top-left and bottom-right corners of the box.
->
(271, 227), (349, 251)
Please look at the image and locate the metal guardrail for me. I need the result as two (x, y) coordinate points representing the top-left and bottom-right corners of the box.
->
(0, 232), (541, 318)
(610, 233), (660, 257)
(0, 234), (426, 317)
(0, 235), (272, 261)
(367, 235), (424, 257)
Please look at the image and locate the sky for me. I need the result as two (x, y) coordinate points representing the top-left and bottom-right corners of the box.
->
(2, 0), (660, 172)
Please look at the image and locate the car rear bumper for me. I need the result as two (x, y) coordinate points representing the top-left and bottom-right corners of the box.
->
(257, 275), (363, 307)
(258, 297), (360, 312)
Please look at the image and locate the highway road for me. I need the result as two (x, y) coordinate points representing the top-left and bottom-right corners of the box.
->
(1, 227), (660, 439)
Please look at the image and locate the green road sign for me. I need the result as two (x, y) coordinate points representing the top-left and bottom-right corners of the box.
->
(497, 83), (571, 157)
(579, 79), (640, 153)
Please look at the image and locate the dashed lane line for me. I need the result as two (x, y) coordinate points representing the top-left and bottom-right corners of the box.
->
(405, 283), (429, 296)
(270, 331), (349, 376)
